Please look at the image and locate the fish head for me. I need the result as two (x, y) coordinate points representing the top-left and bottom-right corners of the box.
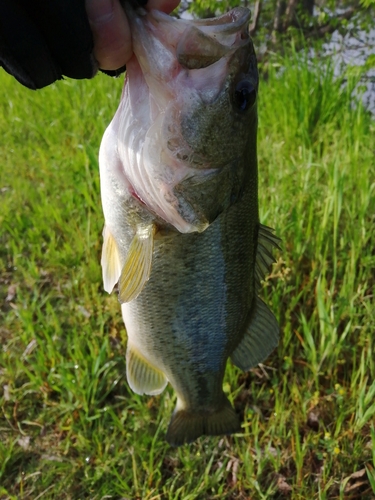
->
(115, 6), (258, 232)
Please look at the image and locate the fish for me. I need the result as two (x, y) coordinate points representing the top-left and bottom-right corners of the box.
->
(98, 5), (280, 446)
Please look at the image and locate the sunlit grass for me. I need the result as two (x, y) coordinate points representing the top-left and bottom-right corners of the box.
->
(0, 51), (374, 499)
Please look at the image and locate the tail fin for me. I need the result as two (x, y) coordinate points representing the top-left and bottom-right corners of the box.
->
(166, 397), (240, 447)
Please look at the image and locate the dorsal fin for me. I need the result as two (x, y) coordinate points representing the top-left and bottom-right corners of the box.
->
(255, 223), (281, 289)
(231, 296), (279, 371)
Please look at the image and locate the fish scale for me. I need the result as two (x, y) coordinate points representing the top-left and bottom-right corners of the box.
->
(122, 185), (255, 396)
(99, 5), (280, 446)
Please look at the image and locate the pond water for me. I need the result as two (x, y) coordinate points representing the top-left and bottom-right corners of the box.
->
(178, 2), (375, 116)
(324, 25), (375, 115)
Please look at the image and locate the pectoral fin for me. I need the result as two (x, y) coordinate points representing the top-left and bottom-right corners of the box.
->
(101, 225), (122, 294)
(118, 223), (155, 303)
(126, 345), (168, 396)
(231, 296), (279, 371)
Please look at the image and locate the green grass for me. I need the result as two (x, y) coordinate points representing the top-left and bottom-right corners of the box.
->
(0, 51), (374, 499)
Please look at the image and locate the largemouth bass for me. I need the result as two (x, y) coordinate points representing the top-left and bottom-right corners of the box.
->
(99, 5), (280, 446)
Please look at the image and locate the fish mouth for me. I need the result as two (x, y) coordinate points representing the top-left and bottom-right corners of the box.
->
(190, 7), (251, 30)
(124, 5), (251, 84)
(119, 6), (253, 234)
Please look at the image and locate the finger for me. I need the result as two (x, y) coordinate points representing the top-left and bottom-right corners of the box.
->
(86, 0), (132, 70)
(146, 0), (180, 13)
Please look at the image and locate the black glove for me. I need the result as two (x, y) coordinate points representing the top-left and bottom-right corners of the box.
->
(0, 0), (147, 90)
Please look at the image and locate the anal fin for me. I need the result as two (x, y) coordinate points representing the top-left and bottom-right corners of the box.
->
(126, 345), (168, 396)
(118, 223), (155, 303)
(231, 296), (279, 371)
(166, 395), (240, 447)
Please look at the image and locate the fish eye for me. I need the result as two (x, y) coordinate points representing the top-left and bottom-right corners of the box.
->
(234, 81), (257, 111)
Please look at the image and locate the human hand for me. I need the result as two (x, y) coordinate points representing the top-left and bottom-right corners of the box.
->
(86, 0), (180, 72)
